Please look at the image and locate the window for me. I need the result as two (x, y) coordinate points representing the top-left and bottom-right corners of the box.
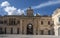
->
(0, 28), (3, 34)
(5, 27), (6, 34)
(17, 28), (19, 34)
(0, 28), (2, 32)
(4, 20), (7, 24)
(51, 29), (54, 35)
(52, 30), (54, 35)
(0, 20), (3, 24)
(48, 30), (51, 35)
(48, 21), (50, 25)
(11, 28), (13, 34)
(59, 17), (60, 22)
(40, 30), (44, 35)
(17, 21), (20, 24)
(9, 18), (16, 25)
(41, 21), (43, 25)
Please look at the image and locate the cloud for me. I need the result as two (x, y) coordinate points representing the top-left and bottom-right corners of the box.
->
(1, 1), (10, 7)
(1, 1), (25, 15)
(32, 0), (60, 9)
(34, 13), (40, 16)
(1, 0), (60, 15)
(4, 6), (16, 15)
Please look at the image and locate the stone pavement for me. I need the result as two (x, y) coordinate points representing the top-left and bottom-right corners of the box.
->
(0, 34), (60, 38)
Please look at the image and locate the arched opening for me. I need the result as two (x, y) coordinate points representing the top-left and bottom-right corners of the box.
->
(58, 27), (60, 35)
(27, 23), (33, 35)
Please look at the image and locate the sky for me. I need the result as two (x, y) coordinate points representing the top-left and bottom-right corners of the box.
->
(0, 0), (60, 16)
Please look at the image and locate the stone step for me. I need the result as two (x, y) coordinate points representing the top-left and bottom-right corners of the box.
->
(0, 34), (59, 38)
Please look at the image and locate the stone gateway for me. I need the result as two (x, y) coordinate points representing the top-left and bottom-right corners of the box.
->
(0, 7), (54, 35)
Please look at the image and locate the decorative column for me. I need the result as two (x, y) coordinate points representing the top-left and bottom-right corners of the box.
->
(20, 20), (22, 34)
(33, 19), (36, 35)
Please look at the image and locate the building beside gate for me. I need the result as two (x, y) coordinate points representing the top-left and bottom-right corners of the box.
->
(0, 7), (54, 35)
(52, 8), (60, 36)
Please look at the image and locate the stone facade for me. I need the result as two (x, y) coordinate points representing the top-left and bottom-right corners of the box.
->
(0, 7), (54, 35)
(52, 8), (60, 36)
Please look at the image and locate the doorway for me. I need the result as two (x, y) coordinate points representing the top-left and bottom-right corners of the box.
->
(27, 24), (33, 35)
